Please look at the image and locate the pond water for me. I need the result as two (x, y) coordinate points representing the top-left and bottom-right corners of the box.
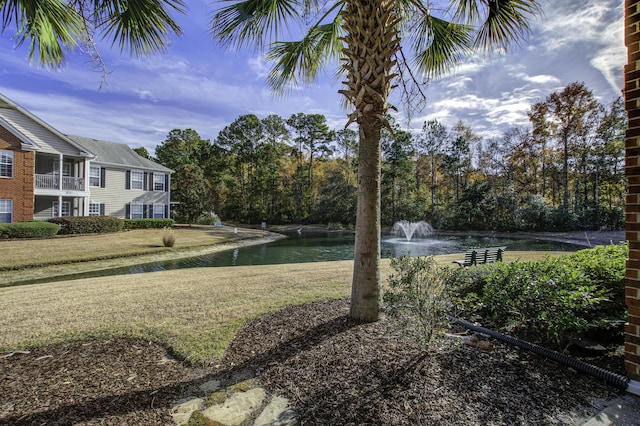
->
(13, 231), (581, 286)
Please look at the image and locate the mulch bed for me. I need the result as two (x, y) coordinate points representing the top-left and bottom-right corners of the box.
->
(0, 299), (625, 425)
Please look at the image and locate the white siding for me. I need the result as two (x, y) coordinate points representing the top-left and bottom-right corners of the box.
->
(1, 110), (84, 156)
(89, 166), (170, 218)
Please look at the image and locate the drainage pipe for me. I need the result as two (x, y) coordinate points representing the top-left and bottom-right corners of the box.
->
(448, 315), (640, 396)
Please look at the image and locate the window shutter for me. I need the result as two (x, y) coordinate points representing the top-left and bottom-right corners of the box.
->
(100, 168), (106, 188)
(149, 173), (154, 191)
(143, 204), (149, 218)
(149, 204), (154, 218)
(165, 205), (169, 218)
(125, 171), (131, 189)
(125, 203), (130, 219)
(143, 172), (149, 191)
(100, 203), (105, 215)
(165, 174), (169, 192)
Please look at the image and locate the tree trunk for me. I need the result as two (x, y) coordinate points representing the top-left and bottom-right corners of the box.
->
(351, 117), (382, 321)
(340, 0), (400, 322)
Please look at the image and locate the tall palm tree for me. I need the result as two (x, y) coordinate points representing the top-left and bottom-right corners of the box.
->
(3, 0), (541, 323)
(212, 0), (541, 321)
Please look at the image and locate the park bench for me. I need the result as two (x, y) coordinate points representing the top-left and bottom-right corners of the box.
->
(452, 246), (506, 267)
(480, 246), (506, 264)
(452, 250), (477, 267)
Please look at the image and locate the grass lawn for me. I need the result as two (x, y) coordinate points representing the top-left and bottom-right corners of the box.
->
(0, 225), (269, 270)
(0, 224), (568, 364)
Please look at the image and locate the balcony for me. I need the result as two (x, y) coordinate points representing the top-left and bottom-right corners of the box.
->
(35, 174), (85, 191)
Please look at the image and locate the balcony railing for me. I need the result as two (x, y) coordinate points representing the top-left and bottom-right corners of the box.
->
(35, 174), (85, 191)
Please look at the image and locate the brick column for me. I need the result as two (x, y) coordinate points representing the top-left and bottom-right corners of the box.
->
(625, 0), (640, 382)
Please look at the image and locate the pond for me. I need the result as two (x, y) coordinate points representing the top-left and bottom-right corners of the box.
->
(13, 231), (582, 285)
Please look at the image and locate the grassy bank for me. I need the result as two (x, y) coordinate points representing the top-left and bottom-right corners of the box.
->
(0, 225), (271, 271)
(0, 262), (361, 363)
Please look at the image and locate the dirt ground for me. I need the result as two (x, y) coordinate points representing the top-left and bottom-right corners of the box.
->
(0, 300), (625, 425)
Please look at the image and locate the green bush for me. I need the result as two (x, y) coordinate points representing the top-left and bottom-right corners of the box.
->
(123, 218), (175, 229)
(453, 243), (627, 351)
(383, 256), (451, 347)
(195, 213), (221, 226)
(0, 221), (60, 238)
(49, 216), (123, 234)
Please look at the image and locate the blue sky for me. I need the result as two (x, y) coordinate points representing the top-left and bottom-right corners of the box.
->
(0, 0), (625, 153)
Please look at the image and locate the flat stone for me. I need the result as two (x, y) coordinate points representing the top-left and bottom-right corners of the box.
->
(200, 379), (222, 393)
(171, 397), (203, 426)
(254, 395), (297, 426)
(202, 387), (266, 425)
(572, 339), (607, 354)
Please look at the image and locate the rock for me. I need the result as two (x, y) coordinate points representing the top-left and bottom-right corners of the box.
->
(200, 379), (222, 393)
(202, 387), (266, 425)
(254, 395), (297, 426)
(572, 339), (607, 354)
(171, 397), (203, 426)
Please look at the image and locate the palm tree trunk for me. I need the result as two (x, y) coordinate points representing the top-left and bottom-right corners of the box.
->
(351, 116), (383, 321)
(340, 0), (400, 321)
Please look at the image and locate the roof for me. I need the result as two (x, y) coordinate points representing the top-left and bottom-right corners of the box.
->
(0, 93), (94, 157)
(67, 135), (172, 173)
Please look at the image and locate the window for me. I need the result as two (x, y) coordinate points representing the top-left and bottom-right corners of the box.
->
(130, 203), (143, 219)
(153, 203), (165, 219)
(153, 173), (165, 191)
(52, 201), (71, 217)
(130, 170), (144, 190)
(89, 166), (101, 187)
(54, 162), (71, 176)
(89, 202), (101, 216)
(0, 150), (13, 178)
(0, 199), (12, 223)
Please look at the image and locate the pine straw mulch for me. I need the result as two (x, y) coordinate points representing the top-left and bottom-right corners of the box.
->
(0, 299), (625, 425)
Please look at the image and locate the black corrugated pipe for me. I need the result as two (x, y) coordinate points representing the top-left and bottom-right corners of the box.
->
(448, 315), (631, 391)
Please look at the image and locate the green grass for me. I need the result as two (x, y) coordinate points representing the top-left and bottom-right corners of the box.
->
(0, 262), (359, 363)
(0, 225), (267, 271)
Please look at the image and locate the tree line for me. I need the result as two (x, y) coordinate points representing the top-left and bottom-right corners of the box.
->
(149, 82), (625, 231)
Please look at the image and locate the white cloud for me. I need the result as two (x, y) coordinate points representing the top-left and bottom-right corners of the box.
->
(248, 55), (271, 79)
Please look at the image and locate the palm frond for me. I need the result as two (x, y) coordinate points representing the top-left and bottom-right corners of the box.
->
(96, 0), (186, 56)
(473, 0), (541, 49)
(267, 15), (343, 93)
(211, 0), (302, 50)
(451, 0), (481, 22)
(410, 13), (473, 79)
(1, 0), (82, 67)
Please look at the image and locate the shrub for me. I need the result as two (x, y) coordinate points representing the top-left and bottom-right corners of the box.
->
(162, 227), (176, 247)
(123, 218), (175, 229)
(0, 221), (60, 238)
(383, 256), (451, 347)
(196, 213), (221, 226)
(49, 216), (123, 234)
(455, 243), (627, 351)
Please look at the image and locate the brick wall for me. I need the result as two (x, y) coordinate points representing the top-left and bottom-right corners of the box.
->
(625, 0), (640, 382)
(0, 126), (34, 222)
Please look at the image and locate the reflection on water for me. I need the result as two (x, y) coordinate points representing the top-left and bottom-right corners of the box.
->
(10, 231), (581, 286)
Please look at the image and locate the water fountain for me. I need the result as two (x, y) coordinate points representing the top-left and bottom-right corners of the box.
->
(393, 220), (434, 241)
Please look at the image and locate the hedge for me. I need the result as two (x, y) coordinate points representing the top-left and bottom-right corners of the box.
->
(0, 221), (60, 239)
(449, 243), (627, 351)
(123, 218), (175, 229)
(48, 216), (124, 234)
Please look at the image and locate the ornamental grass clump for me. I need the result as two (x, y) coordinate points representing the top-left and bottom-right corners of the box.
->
(162, 227), (175, 248)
